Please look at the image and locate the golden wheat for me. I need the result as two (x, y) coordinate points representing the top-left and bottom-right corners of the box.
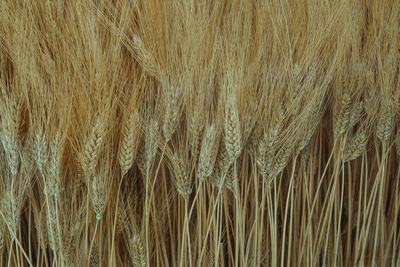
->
(0, 1), (399, 266)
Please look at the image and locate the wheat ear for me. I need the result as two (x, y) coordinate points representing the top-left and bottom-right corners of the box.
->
(129, 233), (146, 267)
(255, 126), (279, 179)
(47, 136), (62, 199)
(163, 89), (180, 142)
(132, 33), (158, 78)
(224, 94), (242, 162)
(119, 111), (139, 177)
(197, 124), (218, 184)
(344, 129), (368, 162)
(33, 128), (49, 177)
(225, 165), (237, 193)
(212, 145), (231, 188)
(333, 93), (352, 139)
(1, 192), (19, 241)
(0, 102), (20, 178)
(188, 109), (204, 163)
(395, 130), (400, 156)
(90, 175), (107, 220)
(376, 101), (393, 144)
(0, 219), (4, 251)
(172, 152), (191, 199)
(270, 141), (294, 179)
(348, 101), (364, 129)
(82, 121), (105, 176)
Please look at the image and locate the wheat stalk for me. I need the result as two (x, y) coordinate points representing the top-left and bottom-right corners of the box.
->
(145, 119), (159, 172)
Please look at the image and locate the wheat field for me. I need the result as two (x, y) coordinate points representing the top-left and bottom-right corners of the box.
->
(0, 0), (399, 266)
